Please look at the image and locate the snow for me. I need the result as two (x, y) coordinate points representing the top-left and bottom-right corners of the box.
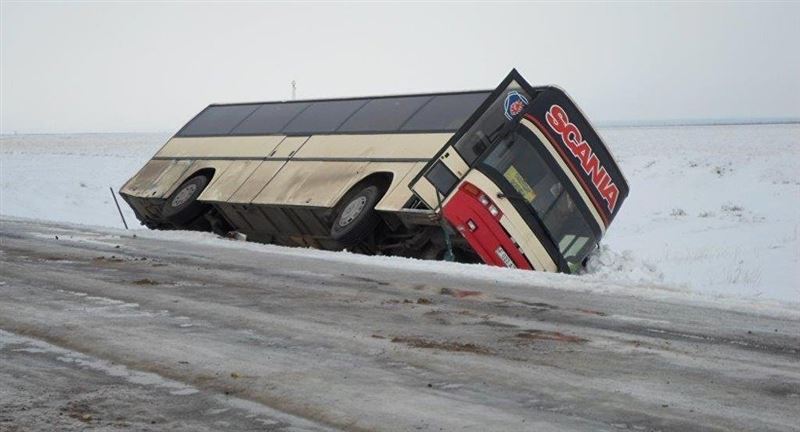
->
(597, 124), (800, 302)
(0, 328), (335, 430)
(1, 328), (199, 395)
(0, 133), (167, 227)
(112, 227), (793, 319)
(1, 124), (798, 303)
(582, 245), (665, 285)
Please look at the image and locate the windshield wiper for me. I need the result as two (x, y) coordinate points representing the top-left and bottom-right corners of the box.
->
(496, 191), (528, 202)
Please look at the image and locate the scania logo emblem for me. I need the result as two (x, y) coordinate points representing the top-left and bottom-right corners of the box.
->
(503, 90), (529, 120)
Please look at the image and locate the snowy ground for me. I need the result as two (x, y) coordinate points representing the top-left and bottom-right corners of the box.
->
(0, 133), (167, 228)
(1, 124), (798, 302)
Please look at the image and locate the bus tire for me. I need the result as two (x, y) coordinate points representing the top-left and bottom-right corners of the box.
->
(331, 184), (381, 246)
(162, 175), (210, 225)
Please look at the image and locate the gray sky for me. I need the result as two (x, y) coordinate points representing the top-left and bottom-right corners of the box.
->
(2, 1), (798, 134)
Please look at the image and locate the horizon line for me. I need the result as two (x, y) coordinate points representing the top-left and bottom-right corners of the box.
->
(2, 118), (798, 136)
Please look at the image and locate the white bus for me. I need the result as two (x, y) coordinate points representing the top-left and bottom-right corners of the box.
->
(121, 70), (629, 273)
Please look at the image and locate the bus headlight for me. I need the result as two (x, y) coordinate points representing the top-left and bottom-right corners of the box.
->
(489, 205), (500, 218)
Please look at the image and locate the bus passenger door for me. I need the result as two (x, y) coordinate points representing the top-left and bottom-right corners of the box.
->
(408, 147), (468, 210)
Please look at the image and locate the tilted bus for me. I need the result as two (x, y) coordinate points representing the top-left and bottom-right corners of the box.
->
(120, 70), (629, 273)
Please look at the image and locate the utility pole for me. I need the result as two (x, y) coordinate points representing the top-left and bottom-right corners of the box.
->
(291, 80), (296, 100)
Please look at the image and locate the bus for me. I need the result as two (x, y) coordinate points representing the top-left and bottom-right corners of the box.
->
(120, 69), (629, 273)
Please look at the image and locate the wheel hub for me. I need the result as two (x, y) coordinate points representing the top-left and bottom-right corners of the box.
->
(172, 184), (197, 208)
(338, 196), (367, 227)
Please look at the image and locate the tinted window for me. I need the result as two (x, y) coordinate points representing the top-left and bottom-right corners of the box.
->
(231, 102), (309, 135)
(178, 104), (259, 136)
(425, 161), (458, 195)
(337, 96), (432, 132)
(483, 132), (597, 271)
(282, 99), (368, 134)
(453, 82), (529, 164)
(401, 92), (490, 132)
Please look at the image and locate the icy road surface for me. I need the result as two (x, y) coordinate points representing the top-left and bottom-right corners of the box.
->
(1, 217), (799, 431)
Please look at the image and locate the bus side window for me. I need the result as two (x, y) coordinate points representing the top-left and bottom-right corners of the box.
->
(425, 161), (459, 196)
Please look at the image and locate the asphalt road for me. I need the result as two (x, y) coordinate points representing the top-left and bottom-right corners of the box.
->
(1, 217), (798, 432)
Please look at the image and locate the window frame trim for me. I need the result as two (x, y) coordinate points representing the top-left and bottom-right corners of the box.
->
(229, 101), (313, 136)
(174, 89), (493, 138)
(336, 94), (434, 133)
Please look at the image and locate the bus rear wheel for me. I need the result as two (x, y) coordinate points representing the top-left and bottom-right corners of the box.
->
(331, 184), (381, 247)
(162, 175), (209, 226)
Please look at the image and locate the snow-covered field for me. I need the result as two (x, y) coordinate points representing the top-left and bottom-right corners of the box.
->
(1, 124), (798, 303)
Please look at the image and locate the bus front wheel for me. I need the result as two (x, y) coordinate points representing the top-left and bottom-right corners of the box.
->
(162, 174), (210, 226)
(331, 184), (381, 246)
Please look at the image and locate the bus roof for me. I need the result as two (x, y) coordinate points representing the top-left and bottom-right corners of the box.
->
(176, 89), (492, 138)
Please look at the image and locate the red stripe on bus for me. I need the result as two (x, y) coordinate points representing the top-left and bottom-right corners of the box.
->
(523, 114), (609, 227)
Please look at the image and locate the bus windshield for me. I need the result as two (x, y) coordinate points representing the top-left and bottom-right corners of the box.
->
(482, 132), (598, 271)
